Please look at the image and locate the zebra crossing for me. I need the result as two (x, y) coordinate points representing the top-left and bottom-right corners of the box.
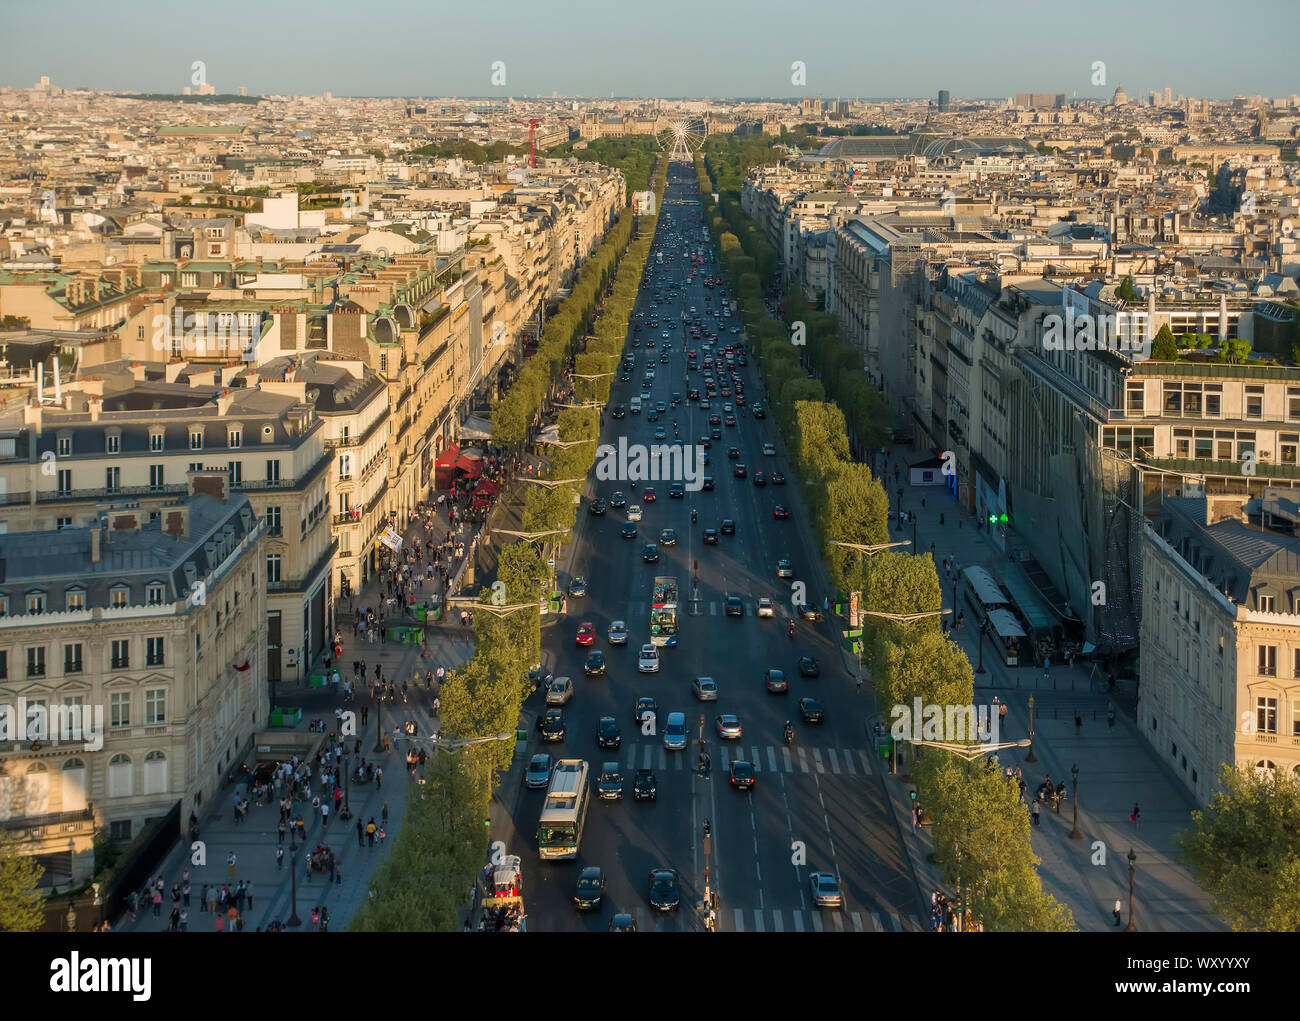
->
(729, 908), (923, 933)
(621, 742), (874, 775)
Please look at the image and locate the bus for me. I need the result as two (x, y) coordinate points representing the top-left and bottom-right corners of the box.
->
(650, 576), (679, 647)
(536, 759), (590, 860)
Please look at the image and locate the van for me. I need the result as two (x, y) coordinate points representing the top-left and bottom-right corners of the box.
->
(664, 712), (687, 750)
(630, 397), (642, 414)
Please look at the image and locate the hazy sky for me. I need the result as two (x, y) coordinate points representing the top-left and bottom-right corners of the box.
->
(2, 0), (1295, 101)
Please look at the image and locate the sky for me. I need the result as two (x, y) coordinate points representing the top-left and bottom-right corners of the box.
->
(2, 0), (1296, 101)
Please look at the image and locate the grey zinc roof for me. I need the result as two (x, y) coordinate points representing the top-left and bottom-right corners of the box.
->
(1158, 496), (1300, 604)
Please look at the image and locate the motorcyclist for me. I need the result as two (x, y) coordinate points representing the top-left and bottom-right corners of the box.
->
(787, 619), (795, 639)
(784, 720), (794, 743)
(691, 508), (698, 524)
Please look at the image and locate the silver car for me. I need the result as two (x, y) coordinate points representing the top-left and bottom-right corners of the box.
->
(607, 620), (628, 645)
(692, 676), (718, 701)
(545, 676), (574, 706)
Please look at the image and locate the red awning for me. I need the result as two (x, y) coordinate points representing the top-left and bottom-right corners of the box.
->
(455, 456), (483, 476)
(474, 479), (500, 496)
(434, 441), (460, 468)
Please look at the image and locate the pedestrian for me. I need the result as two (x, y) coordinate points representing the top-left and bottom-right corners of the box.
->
(277, 820), (286, 844)
(367, 818), (377, 846)
(227, 851), (236, 879)
(179, 909), (188, 932)
(378, 826), (386, 847)
(152, 889), (162, 917)
(1031, 801), (1040, 826)
(206, 884), (218, 914)
(276, 847), (284, 869)
(382, 801), (388, 825)
(1074, 712), (1082, 736)
(910, 807), (918, 834)
(1107, 704), (1116, 729)
(1043, 657), (1051, 681)
(376, 767), (383, 790)
(198, 884), (208, 913)
(1131, 802), (1140, 826)
(1113, 899), (1123, 926)
(356, 819), (365, 847)
(311, 907), (320, 932)
(226, 905), (238, 931)
(182, 880), (191, 907)
(215, 914), (224, 933)
(246, 882), (253, 910)
(856, 676), (863, 694)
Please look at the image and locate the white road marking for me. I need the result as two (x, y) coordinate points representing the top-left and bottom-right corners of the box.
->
(813, 748), (825, 774)
(771, 909), (784, 932)
(851, 912), (865, 931)
(733, 909), (745, 932)
(767, 745), (779, 772)
(828, 749), (841, 774)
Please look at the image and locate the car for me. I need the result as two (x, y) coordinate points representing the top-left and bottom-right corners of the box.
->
(715, 714), (743, 739)
(753, 404), (766, 419)
(597, 717), (622, 751)
(574, 865), (607, 909)
(642, 543), (659, 564)
(721, 518), (736, 535)
(699, 399), (711, 410)
(702, 528), (719, 545)
(798, 655), (820, 678)
(538, 707), (566, 742)
(799, 697), (825, 723)
(773, 505), (790, 520)
(663, 711), (687, 750)
(633, 768), (658, 801)
(708, 415), (721, 427)
(610, 491), (627, 508)
(627, 505), (642, 522)
(776, 558), (794, 579)
(525, 753), (553, 788)
(588, 498), (606, 517)
(659, 528), (677, 546)
(800, 603), (824, 622)
(612, 405), (626, 419)
(655, 402), (667, 413)
(729, 759), (755, 790)
(648, 867), (681, 911)
(725, 594), (744, 617)
(634, 696), (658, 724)
(646, 410), (658, 423)
(546, 676), (574, 705)
(621, 522), (637, 540)
(757, 596), (774, 618)
(529, 665), (553, 693)
(668, 482), (685, 499)
(575, 621), (595, 646)
(809, 871), (843, 908)
(727, 446), (740, 459)
(654, 427), (666, 441)
(692, 676), (719, 701)
(643, 488), (657, 504)
(702, 476), (715, 491)
(765, 669), (788, 693)
(763, 443), (776, 456)
(671, 392), (682, 405)
(569, 576), (588, 597)
(771, 471), (786, 486)
(698, 436), (712, 450)
(607, 621), (629, 646)
(638, 644), (660, 673)
(733, 463), (747, 479)
(585, 651), (607, 677)
(725, 415), (737, 428)
(723, 402), (734, 413)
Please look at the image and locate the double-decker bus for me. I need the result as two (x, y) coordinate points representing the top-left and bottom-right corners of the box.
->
(650, 575), (679, 647)
(535, 759), (590, 860)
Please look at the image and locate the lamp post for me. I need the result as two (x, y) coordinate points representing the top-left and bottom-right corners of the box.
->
(372, 686), (386, 754)
(897, 486), (904, 526)
(287, 825), (302, 928)
(1125, 848), (1137, 931)
(975, 618), (988, 675)
(1069, 763), (1081, 840)
(341, 750), (351, 821)
(1025, 695), (1037, 763)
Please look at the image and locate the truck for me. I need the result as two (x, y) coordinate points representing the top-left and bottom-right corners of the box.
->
(649, 575), (679, 647)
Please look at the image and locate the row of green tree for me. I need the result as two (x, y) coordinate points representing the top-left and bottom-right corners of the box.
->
(543, 136), (660, 202)
(348, 158), (668, 930)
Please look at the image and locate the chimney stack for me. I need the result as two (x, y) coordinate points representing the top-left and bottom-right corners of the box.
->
(90, 526), (101, 564)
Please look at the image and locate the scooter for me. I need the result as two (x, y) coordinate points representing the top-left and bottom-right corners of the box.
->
(784, 725), (794, 746)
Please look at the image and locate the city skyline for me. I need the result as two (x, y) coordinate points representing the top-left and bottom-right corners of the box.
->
(2, 0), (1296, 101)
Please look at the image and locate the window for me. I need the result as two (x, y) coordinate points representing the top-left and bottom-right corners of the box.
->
(149, 464), (165, 491)
(182, 272), (198, 288)
(267, 554), (282, 583)
(1293, 701), (1300, 737)
(228, 461), (242, 486)
(265, 459), (281, 483)
(1125, 384), (1144, 414)
(26, 591), (45, 615)
(109, 820), (132, 842)
(338, 454), (352, 480)
(56, 517), (72, 530)
(147, 583), (165, 605)
(57, 469), (71, 495)
(1257, 697), (1278, 734)
(144, 688), (166, 725)
(105, 466), (120, 492)
(26, 646), (45, 677)
(65, 589), (85, 612)
(106, 434), (120, 453)
(265, 506), (282, 536)
(57, 436), (71, 457)
(190, 430), (203, 450)
(110, 692), (130, 728)
(228, 429), (242, 448)
(108, 754), (133, 798)
(110, 586), (129, 609)
(1282, 434), (1299, 466)
(1259, 594), (1276, 612)
(60, 699), (85, 742)
(150, 432), (164, 451)
(0, 650), (6, 679)
(1205, 386), (1221, 417)
(64, 643), (82, 673)
(111, 639), (130, 670)
(189, 462), (203, 473)
(146, 637), (165, 666)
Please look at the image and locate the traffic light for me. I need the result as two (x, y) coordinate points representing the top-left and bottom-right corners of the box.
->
(987, 512), (1008, 525)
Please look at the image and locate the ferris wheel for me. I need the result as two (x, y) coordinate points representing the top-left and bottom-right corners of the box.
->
(657, 118), (705, 162)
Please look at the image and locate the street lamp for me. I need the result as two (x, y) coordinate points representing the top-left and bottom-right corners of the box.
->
(828, 540), (912, 556)
(1025, 695), (1037, 763)
(287, 824), (302, 927)
(975, 618), (989, 675)
(1125, 848), (1137, 931)
(1069, 763), (1081, 840)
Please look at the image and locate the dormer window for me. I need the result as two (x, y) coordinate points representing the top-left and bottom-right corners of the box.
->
(146, 582), (166, 606)
(190, 429), (203, 450)
(110, 585), (129, 609)
(150, 431), (165, 452)
(57, 436), (72, 457)
(65, 588), (86, 612)
(106, 433), (120, 454)
(26, 591), (45, 615)
(228, 428), (242, 448)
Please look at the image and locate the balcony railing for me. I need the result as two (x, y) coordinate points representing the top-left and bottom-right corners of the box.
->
(37, 483), (187, 504)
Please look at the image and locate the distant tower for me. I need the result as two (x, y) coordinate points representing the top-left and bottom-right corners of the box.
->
(937, 90), (950, 113)
(1112, 83), (1128, 107)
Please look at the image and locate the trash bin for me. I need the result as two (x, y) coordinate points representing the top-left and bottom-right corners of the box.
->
(308, 671), (327, 689)
(879, 737), (893, 761)
(412, 627), (425, 644)
(430, 604), (443, 622)
(413, 605), (426, 621)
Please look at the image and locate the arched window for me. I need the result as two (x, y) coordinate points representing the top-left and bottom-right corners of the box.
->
(62, 758), (87, 812)
(20, 761), (49, 816)
(1255, 759), (1277, 776)
(108, 753), (133, 798)
(143, 751), (168, 795)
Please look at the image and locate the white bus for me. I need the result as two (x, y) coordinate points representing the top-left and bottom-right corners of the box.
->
(536, 759), (590, 860)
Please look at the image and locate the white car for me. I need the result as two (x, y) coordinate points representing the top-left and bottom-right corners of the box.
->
(608, 620), (628, 645)
(627, 505), (642, 522)
(762, 443), (776, 456)
(638, 644), (660, 674)
(699, 399), (711, 410)
(756, 597), (774, 618)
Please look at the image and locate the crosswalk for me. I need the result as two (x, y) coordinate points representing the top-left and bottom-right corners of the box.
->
(621, 742), (874, 775)
(730, 908), (922, 932)
(628, 600), (786, 618)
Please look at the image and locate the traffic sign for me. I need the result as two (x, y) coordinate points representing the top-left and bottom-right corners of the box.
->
(547, 558), (555, 568)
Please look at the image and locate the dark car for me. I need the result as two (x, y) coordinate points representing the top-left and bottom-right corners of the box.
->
(574, 865), (606, 909)
(721, 518), (736, 535)
(698, 436), (712, 450)
(733, 463), (747, 479)
(725, 594), (744, 617)
(702, 476), (715, 491)
(538, 708), (566, 742)
(730, 759), (755, 790)
(596, 760), (624, 798)
(610, 491), (627, 508)
(585, 650), (607, 677)
(799, 697), (825, 724)
(597, 715), (622, 750)
(798, 655), (820, 678)
(752, 404), (766, 419)
(702, 528), (719, 545)
(669, 482), (685, 498)
(771, 471), (786, 486)
(643, 488), (657, 504)
(633, 768), (658, 801)
(753, 471), (767, 487)
(773, 505), (790, 520)
(634, 696), (658, 725)
(765, 669), (788, 693)
(727, 446), (741, 459)
(588, 498), (607, 516)
(648, 868), (681, 911)
(612, 405), (626, 420)
(642, 543), (659, 564)
(621, 523), (637, 540)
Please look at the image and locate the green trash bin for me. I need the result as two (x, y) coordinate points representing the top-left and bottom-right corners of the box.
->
(413, 605), (426, 622)
(269, 708), (283, 727)
(308, 671), (327, 689)
(412, 627), (425, 644)
(879, 737), (893, 761)
(430, 604), (443, 622)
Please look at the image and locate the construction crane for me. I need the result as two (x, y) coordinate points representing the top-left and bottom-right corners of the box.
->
(512, 119), (538, 168)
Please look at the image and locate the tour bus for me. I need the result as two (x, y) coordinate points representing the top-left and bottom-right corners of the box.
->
(649, 575), (679, 646)
(535, 759), (590, 860)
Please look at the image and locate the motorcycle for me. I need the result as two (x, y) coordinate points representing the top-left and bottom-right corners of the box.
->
(691, 509), (698, 524)
(787, 621), (795, 640)
(783, 724), (794, 746)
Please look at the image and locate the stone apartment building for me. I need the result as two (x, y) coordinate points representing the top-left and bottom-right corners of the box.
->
(0, 474), (267, 885)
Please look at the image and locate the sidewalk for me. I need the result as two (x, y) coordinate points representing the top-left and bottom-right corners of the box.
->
(873, 462), (1224, 933)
